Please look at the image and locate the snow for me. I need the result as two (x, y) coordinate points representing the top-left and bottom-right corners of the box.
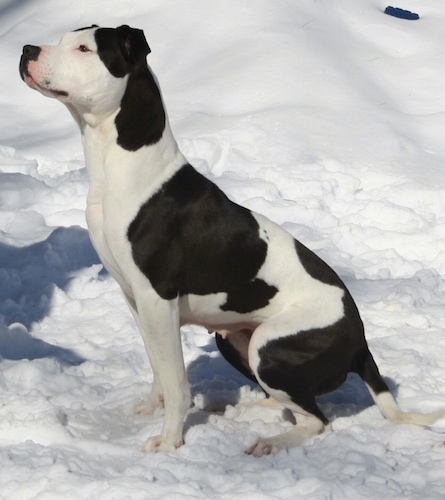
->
(1, 0), (445, 497)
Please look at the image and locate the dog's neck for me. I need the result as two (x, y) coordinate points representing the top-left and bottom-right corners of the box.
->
(67, 60), (187, 209)
(64, 101), (119, 129)
(80, 99), (186, 197)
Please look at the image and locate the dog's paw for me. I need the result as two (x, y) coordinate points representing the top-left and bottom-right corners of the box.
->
(143, 435), (184, 453)
(246, 439), (278, 457)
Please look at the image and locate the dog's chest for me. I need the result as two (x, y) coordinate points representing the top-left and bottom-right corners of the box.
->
(81, 121), (186, 287)
(81, 126), (145, 282)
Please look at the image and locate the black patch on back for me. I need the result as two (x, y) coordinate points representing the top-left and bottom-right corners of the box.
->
(295, 240), (344, 288)
(95, 26), (165, 150)
(127, 164), (278, 313)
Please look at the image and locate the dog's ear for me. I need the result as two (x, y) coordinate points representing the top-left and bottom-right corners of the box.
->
(116, 25), (151, 64)
(95, 25), (151, 77)
(73, 24), (99, 32)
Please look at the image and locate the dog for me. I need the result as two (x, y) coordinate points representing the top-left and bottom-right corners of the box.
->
(20, 25), (443, 456)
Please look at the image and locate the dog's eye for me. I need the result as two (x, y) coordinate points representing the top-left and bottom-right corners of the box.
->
(78, 45), (91, 53)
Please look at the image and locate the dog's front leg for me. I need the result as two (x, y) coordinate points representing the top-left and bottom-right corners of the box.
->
(123, 293), (164, 415)
(132, 286), (191, 452)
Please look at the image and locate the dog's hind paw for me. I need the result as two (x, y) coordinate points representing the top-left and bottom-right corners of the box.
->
(246, 439), (278, 457)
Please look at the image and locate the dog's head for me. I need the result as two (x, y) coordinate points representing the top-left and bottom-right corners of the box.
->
(20, 25), (150, 115)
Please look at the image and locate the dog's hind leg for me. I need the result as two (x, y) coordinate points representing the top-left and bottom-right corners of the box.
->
(247, 401), (329, 457)
(245, 362), (330, 457)
(244, 308), (342, 456)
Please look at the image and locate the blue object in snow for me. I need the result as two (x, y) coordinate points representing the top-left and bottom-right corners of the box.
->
(384, 6), (420, 20)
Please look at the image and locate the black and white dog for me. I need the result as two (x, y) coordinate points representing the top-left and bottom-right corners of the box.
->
(20, 25), (443, 456)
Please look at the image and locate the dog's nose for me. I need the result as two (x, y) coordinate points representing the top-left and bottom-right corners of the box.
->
(22, 45), (41, 61)
(20, 45), (41, 81)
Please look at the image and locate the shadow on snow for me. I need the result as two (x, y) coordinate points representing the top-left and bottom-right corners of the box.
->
(0, 225), (102, 365)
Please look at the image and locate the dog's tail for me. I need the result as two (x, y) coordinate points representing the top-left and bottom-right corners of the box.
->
(358, 349), (445, 426)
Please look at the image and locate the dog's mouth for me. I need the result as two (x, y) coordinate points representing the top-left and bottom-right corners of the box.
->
(22, 71), (69, 99)
(49, 87), (69, 98)
(20, 48), (70, 100)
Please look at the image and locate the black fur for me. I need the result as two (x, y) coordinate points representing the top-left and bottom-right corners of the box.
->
(215, 334), (258, 384)
(294, 240), (344, 287)
(95, 26), (150, 78)
(127, 164), (278, 312)
(73, 25), (99, 32)
(256, 295), (362, 423)
(95, 26), (165, 151)
(114, 63), (166, 151)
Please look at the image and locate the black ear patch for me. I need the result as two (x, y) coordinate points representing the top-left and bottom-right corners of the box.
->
(116, 25), (151, 64)
(93, 25), (165, 150)
(95, 25), (151, 78)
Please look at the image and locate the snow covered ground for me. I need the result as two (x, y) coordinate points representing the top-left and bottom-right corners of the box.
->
(1, 0), (445, 497)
